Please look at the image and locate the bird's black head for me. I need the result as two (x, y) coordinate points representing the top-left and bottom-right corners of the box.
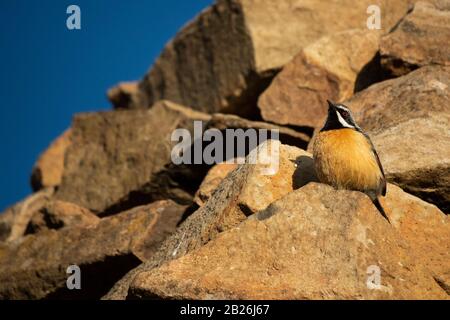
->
(320, 100), (360, 132)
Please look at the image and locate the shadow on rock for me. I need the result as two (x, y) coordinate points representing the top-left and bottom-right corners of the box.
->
(292, 155), (318, 189)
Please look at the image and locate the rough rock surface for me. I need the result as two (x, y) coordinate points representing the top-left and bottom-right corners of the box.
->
(0, 188), (54, 242)
(122, 0), (412, 115)
(349, 66), (450, 133)
(103, 140), (316, 299)
(30, 130), (71, 191)
(345, 66), (450, 211)
(0, 200), (186, 299)
(258, 29), (384, 128)
(380, 1), (450, 76)
(25, 200), (100, 235)
(194, 163), (238, 206)
(371, 115), (450, 213)
(384, 184), (449, 284)
(130, 183), (448, 299)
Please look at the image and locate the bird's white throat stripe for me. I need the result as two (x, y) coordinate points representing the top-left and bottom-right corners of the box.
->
(335, 104), (349, 112)
(336, 111), (354, 128)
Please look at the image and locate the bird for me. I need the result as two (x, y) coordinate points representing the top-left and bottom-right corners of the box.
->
(313, 100), (389, 222)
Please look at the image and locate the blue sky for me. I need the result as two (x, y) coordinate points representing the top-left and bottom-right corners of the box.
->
(0, 0), (212, 211)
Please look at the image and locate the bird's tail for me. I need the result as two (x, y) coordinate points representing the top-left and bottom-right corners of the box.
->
(373, 198), (390, 223)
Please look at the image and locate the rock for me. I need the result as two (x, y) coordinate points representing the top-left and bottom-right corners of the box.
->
(130, 183), (448, 300)
(30, 130), (71, 191)
(55, 100), (211, 214)
(25, 200), (100, 235)
(258, 29), (385, 129)
(194, 163), (238, 206)
(348, 66), (450, 133)
(0, 200), (186, 299)
(132, 201), (188, 261)
(103, 140), (317, 299)
(344, 66), (450, 211)
(385, 184), (450, 283)
(107, 81), (140, 109)
(0, 188), (54, 242)
(0, 195), (101, 242)
(126, 0), (411, 115)
(380, 2), (450, 76)
(371, 115), (450, 213)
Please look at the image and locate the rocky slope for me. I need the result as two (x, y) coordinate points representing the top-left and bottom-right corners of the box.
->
(0, 0), (449, 300)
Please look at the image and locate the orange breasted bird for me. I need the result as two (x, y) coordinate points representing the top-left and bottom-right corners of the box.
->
(313, 100), (389, 222)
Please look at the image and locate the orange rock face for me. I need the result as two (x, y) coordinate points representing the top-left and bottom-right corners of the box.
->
(130, 183), (449, 300)
(381, 1), (450, 76)
(258, 29), (382, 128)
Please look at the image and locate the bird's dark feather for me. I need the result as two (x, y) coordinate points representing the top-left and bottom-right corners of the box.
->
(373, 198), (390, 223)
(363, 132), (386, 196)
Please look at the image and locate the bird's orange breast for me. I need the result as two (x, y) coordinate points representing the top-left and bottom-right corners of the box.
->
(313, 129), (383, 193)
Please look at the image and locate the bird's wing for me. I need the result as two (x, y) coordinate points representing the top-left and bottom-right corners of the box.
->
(364, 132), (386, 196)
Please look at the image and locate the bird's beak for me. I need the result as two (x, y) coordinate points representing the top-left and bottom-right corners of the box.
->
(327, 100), (336, 111)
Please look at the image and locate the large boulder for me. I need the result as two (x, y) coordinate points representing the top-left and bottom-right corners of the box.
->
(380, 1), (450, 76)
(0, 200), (186, 299)
(258, 29), (384, 129)
(371, 115), (450, 212)
(130, 183), (449, 299)
(350, 66), (449, 133)
(346, 66), (450, 212)
(103, 140), (316, 299)
(385, 184), (450, 285)
(113, 0), (412, 115)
